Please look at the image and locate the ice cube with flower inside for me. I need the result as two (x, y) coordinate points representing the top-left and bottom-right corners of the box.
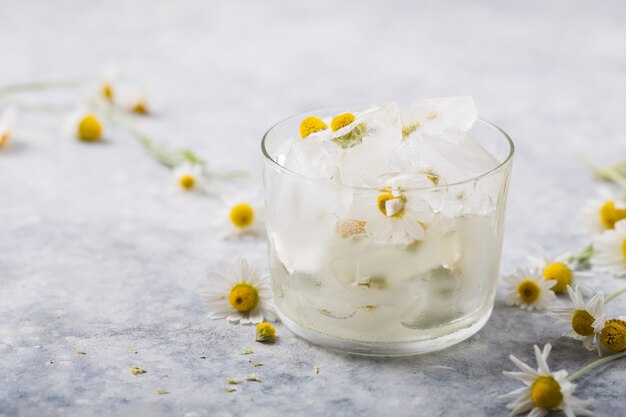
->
(345, 173), (436, 246)
(400, 96), (478, 138)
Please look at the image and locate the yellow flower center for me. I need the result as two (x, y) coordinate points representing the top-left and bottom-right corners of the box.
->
(331, 112), (355, 132)
(600, 319), (626, 352)
(517, 279), (541, 303)
(531, 376), (563, 409)
(377, 191), (405, 218)
(132, 100), (149, 115)
(402, 122), (419, 138)
(101, 83), (114, 102)
(229, 283), (259, 312)
(599, 201), (626, 229)
(571, 309), (595, 336)
(299, 116), (328, 139)
(542, 262), (572, 293)
(0, 131), (10, 148)
(178, 174), (196, 190)
(77, 114), (103, 142)
(229, 203), (255, 229)
(622, 239), (626, 261)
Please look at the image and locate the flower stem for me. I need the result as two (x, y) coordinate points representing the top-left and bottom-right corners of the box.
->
(567, 244), (595, 270)
(566, 351), (626, 381)
(605, 286), (626, 304)
(0, 80), (82, 96)
(585, 158), (626, 189)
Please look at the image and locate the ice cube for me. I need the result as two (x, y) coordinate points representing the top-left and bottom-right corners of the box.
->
(401, 96), (477, 136)
(327, 101), (403, 186)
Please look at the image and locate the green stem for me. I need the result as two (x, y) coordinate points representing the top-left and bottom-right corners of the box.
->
(585, 158), (626, 189)
(0, 80), (82, 96)
(566, 351), (626, 381)
(605, 286), (626, 304)
(567, 244), (595, 270)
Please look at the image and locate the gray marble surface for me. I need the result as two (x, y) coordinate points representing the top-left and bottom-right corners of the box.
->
(1, 1), (626, 416)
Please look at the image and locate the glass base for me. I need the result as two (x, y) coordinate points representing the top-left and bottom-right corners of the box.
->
(276, 305), (493, 356)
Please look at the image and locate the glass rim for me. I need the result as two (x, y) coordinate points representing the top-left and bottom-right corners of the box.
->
(261, 108), (515, 192)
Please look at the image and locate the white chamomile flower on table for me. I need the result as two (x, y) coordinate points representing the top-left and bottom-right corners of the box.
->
(578, 187), (626, 235)
(504, 268), (556, 310)
(350, 174), (435, 245)
(220, 192), (264, 238)
(0, 107), (17, 149)
(67, 110), (105, 142)
(591, 219), (626, 277)
(172, 162), (203, 191)
(548, 285), (606, 352)
(528, 248), (594, 294)
(401, 96), (477, 138)
(502, 344), (593, 417)
(199, 258), (277, 324)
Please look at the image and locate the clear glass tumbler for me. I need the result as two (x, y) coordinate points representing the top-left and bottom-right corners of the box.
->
(261, 108), (514, 356)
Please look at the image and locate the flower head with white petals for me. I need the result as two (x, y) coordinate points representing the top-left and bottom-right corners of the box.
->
(528, 248), (594, 294)
(67, 110), (104, 142)
(591, 219), (626, 277)
(220, 192), (264, 238)
(549, 286), (606, 352)
(502, 343), (593, 417)
(504, 268), (556, 311)
(173, 162), (202, 191)
(350, 174), (436, 245)
(199, 258), (277, 324)
(579, 187), (626, 236)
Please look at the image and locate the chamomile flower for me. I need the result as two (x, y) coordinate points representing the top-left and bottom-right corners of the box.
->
(0, 107), (17, 149)
(220, 192), (264, 237)
(598, 316), (626, 353)
(502, 344), (593, 417)
(68, 111), (104, 142)
(199, 258), (277, 324)
(528, 249), (594, 293)
(591, 219), (626, 277)
(579, 188), (626, 235)
(173, 162), (202, 191)
(504, 268), (556, 310)
(94, 65), (118, 103)
(352, 174), (435, 245)
(548, 285), (606, 351)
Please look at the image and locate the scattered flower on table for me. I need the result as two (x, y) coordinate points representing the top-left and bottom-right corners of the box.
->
(155, 389), (170, 395)
(199, 258), (277, 324)
(255, 322), (276, 342)
(598, 317), (626, 354)
(173, 162), (202, 191)
(528, 248), (594, 294)
(69, 111), (104, 142)
(579, 188), (626, 235)
(548, 286), (605, 352)
(502, 344), (593, 417)
(220, 192), (264, 238)
(245, 374), (263, 382)
(0, 107), (16, 149)
(504, 268), (556, 310)
(591, 219), (626, 277)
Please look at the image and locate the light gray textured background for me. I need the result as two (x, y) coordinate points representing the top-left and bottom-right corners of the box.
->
(1, 1), (625, 416)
